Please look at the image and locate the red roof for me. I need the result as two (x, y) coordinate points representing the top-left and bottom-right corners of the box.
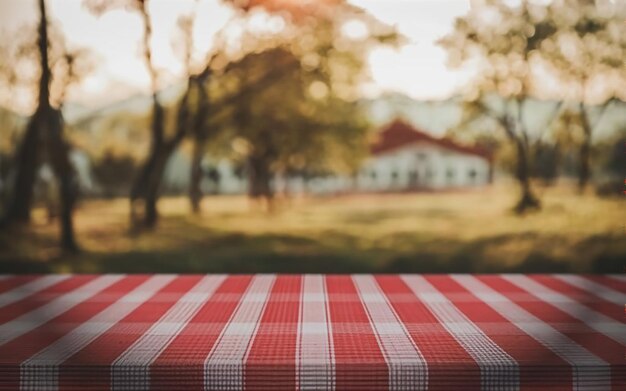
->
(370, 119), (491, 160)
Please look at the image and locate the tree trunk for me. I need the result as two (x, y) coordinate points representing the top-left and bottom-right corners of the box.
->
(578, 103), (592, 193)
(130, 74), (194, 229)
(189, 135), (206, 214)
(503, 100), (540, 215)
(513, 137), (540, 214)
(130, 149), (157, 228)
(2, 0), (79, 251)
(130, 93), (165, 229)
(143, 185), (159, 229)
(247, 153), (273, 211)
(0, 115), (41, 226)
(130, 140), (175, 230)
(47, 109), (78, 252)
(188, 77), (209, 215)
(143, 143), (174, 228)
(0, 0), (51, 227)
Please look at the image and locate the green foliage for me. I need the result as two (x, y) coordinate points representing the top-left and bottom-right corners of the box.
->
(217, 47), (367, 175)
(202, 2), (397, 182)
(438, 0), (562, 149)
(440, 0), (549, 99)
(542, 0), (625, 102)
(91, 150), (137, 197)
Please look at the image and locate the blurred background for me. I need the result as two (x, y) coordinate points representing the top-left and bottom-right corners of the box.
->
(0, 0), (624, 274)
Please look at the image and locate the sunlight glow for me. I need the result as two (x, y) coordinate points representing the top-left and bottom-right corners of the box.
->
(0, 0), (474, 111)
(341, 19), (368, 41)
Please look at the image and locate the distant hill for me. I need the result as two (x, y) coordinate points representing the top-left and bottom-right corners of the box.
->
(68, 84), (185, 127)
(1, 87), (624, 150)
(359, 92), (626, 141)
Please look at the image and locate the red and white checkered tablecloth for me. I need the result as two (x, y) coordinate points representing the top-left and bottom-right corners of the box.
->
(0, 274), (623, 390)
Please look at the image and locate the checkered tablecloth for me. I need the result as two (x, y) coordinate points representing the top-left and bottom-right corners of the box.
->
(0, 274), (623, 390)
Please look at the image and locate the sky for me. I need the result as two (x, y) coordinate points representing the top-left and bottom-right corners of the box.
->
(0, 0), (476, 111)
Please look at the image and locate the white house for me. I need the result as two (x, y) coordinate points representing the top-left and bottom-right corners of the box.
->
(355, 119), (492, 192)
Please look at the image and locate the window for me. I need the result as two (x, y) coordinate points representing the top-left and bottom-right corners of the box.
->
(446, 169), (455, 178)
(468, 168), (477, 183)
(370, 170), (377, 180)
(416, 153), (427, 161)
(409, 170), (418, 185)
(233, 165), (245, 179)
(391, 171), (399, 181)
(207, 167), (221, 183)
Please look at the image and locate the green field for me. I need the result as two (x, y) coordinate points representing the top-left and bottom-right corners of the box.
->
(1, 184), (624, 274)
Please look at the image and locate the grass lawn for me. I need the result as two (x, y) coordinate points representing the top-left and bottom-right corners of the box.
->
(0, 184), (624, 273)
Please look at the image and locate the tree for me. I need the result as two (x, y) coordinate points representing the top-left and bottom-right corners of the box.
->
(439, 0), (563, 213)
(172, 8), (217, 215)
(210, 1), (395, 208)
(0, 0), (89, 251)
(185, 46), (303, 212)
(202, 48), (302, 206)
(87, 0), (396, 218)
(86, 0), (210, 229)
(215, 48), (370, 206)
(86, 0), (167, 229)
(183, 0), (396, 211)
(543, 0), (625, 192)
